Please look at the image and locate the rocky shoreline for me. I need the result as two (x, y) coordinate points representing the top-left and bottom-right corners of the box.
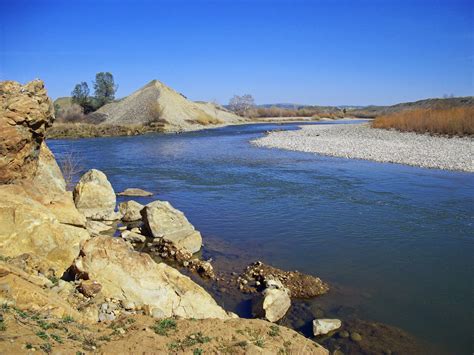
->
(253, 123), (474, 172)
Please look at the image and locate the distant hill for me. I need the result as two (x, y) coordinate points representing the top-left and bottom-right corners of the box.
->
(90, 80), (244, 131)
(347, 96), (474, 118)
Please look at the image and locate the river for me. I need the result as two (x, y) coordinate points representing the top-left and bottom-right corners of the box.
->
(48, 121), (474, 354)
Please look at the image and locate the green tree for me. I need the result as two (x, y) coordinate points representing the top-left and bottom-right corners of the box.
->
(71, 82), (94, 113)
(93, 72), (117, 107)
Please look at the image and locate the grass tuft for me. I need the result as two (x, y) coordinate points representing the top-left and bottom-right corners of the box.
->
(152, 318), (177, 336)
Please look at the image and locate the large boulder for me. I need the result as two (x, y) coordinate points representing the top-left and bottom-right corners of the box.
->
(119, 200), (144, 222)
(0, 80), (54, 184)
(253, 278), (291, 322)
(0, 184), (89, 276)
(73, 236), (230, 319)
(142, 200), (202, 253)
(73, 169), (117, 219)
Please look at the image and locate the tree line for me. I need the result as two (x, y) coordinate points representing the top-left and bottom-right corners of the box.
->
(71, 72), (117, 114)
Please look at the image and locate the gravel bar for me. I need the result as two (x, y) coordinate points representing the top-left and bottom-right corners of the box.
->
(252, 123), (473, 172)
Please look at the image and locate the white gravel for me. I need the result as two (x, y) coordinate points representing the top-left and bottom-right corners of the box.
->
(253, 123), (473, 172)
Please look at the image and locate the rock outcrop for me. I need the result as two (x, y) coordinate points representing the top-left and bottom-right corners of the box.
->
(0, 80), (89, 276)
(142, 200), (202, 253)
(0, 80), (54, 184)
(0, 261), (82, 320)
(73, 169), (117, 219)
(73, 236), (230, 319)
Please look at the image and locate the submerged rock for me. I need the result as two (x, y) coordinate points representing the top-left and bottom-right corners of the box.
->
(142, 200), (202, 253)
(117, 188), (153, 197)
(73, 169), (117, 219)
(73, 236), (230, 319)
(119, 200), (144, 222)
(313, 318), (342, 336)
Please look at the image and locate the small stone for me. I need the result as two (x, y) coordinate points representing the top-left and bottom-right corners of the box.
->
(118, 226), (127, 231)
(78, 280), (102, 298)
(313, 319), (342, 336)
(338, 330), (349, 338)
(350, 332), (362, 342)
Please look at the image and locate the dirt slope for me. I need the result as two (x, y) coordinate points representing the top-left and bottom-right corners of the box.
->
(93, 80), (244, 132)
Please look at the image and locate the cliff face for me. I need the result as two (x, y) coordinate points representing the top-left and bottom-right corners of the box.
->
(0, 80), (55, 183)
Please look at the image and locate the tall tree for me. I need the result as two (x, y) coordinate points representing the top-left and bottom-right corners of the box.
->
(71, 82), (92, 113)
(93, 72), (117, 107)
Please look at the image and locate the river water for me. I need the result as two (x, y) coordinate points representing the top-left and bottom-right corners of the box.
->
(48, 121), (473, 354)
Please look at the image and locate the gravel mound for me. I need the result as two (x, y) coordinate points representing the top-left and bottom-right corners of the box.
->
(253, 123), (473, 172)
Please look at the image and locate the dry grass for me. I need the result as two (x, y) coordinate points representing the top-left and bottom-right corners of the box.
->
(193, 112), (222, 126)
(372, 107), (474, 136)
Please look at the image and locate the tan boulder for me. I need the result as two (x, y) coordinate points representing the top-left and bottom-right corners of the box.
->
(0, 185), (89, 276)
(142, 200), (202, 253)
(73, 236), (230, 319)
(34, 142), (67, 195)
(0, 80), (54, 184)
(73, 169), (117, 219)
(119, 200), (144, 222)
(253, 279), (291, 322)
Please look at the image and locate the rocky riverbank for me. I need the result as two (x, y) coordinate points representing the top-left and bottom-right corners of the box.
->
(253, 123), (474, 172)
(0, 80), (328, 354)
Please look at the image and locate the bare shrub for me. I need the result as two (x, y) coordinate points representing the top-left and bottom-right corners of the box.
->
(372, 107), (474, 136)
(58, 151), (83, 190)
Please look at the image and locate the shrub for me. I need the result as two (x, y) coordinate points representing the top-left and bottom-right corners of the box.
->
(372, 107), (474, 136)
(56, 103), (85, 123)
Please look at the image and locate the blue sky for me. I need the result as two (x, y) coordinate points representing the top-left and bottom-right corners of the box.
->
(1, 0), (472, 105)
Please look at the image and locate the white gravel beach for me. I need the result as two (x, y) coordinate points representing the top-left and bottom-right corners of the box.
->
(253, 123), (473, 172)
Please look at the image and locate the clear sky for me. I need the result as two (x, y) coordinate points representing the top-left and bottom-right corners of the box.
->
(1, 0), (472, 105)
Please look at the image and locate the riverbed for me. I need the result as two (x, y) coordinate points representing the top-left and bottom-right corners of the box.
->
(48, 121), (474, 354)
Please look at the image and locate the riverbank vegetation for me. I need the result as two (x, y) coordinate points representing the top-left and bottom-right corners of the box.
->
(371, 107), (474, 136)
(46, 122), (160, 139)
